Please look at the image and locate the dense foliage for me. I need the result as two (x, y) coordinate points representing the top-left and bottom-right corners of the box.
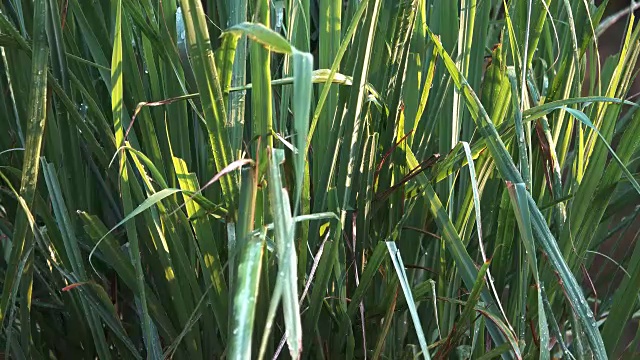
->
(1, 0), (640, 359)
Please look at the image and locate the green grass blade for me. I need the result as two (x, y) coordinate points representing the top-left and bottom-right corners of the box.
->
(110, 1), (155, 355)
(249, 1), (273, 178)
(171, 156), (229, 340)
(563, 107), (640, 195)
(435, 260), (490, 359)
(42, 162), (116, 358)
(78, 211), (178, 343)
(405, 147), (520, 359)
(292, 50), (313, 212)
(424, 25), (607, 358)
(305, 0), (369, 156)
(507, 182), (550, 360)
(523, 96), (635, 123)
(227, 0), (248, 153)
(507, 67), (531, 188)
(315, 0), (342, 177)
(179, 0), (237, 213)
(0, 2), (49, 353)
(371, 280), (398, 360)
(267, 148), (302, 358)
(229, 165), (263, 360)
(461, 141), (510, 326)
(226, 22), (293, 54)
(386, 242), (432, 360)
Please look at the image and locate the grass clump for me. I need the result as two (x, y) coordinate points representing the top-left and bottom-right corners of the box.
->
(1, 0), (640, 359)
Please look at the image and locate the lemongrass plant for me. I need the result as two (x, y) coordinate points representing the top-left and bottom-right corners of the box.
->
(1, 0), (639, 359)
